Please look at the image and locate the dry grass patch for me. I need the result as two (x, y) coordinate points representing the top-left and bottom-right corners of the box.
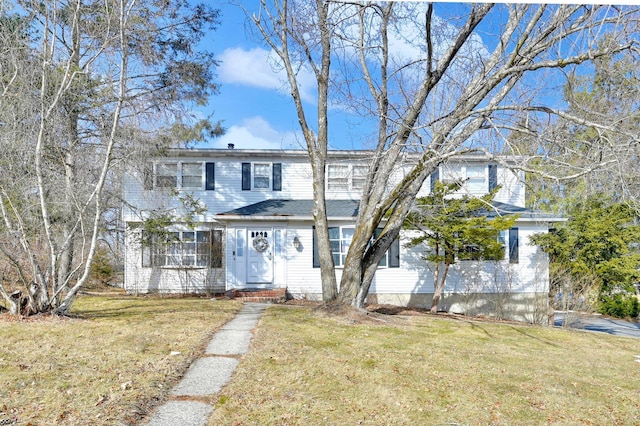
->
(209, 305), (640, 425)
(0, 295), (241, 425)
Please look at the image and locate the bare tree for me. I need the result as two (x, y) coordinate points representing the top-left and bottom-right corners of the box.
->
(251, 0), (338, 301)
(249, 1), (639, 309)
(0, 0), (220, 315)
(508, 36), (640, 212)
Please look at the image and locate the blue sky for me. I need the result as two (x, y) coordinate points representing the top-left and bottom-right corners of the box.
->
(198, 2), (381, 151)
(195, 2), (599, 151)
(196, 2), (520, 151)
(198, 3), (318, 150)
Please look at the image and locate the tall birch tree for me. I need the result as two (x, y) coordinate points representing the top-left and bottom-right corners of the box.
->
(0, 0), (221, 315)
(250, 2), (638, 308)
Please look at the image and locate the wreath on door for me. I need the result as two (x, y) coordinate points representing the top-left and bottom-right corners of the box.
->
(252, 234), (269, 253)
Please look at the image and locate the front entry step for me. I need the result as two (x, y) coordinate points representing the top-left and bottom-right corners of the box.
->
(227, 288), (287, 303)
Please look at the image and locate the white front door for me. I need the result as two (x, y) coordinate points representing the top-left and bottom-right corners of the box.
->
(247, 229), (273, 283)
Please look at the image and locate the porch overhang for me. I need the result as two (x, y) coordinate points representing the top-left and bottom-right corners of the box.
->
(216, 199), (565, 223)
(216, 199), (360, 222)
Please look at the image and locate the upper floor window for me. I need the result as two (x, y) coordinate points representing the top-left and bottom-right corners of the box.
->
(465, 165), (486, 193)
(327, 164), (368, 191)
(253, 163), (271, 189)
(144, 162), (215, 191)
(432, 163), (498, 194)
(182, 162), (203, 189)
(242, 162), (282, 191)
(156, 163), (178, 188)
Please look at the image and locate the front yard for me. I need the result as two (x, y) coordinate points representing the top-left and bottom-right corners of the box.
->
(0, 295), (241, 425)
(209, 304), (640, 425)
(1, 296), (638, 425)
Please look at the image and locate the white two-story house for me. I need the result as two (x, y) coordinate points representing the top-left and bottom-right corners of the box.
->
(122, 148), (563, 323)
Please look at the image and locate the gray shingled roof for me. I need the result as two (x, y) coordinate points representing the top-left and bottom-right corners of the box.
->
(218, 199), (359, 218)
(478, 201), (563, 220)
(218, 199), (562, 221)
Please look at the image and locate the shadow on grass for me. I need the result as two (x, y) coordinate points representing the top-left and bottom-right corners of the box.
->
(445, 314), (494, 338)
(508, 325), (561, 347)
(72, 295), (233, 320)
(368, 304), (496, 337)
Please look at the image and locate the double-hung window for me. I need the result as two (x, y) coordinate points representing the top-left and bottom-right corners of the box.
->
(142, 229), (223, 268)
(242, 162), (282, 191)
(156, 163), (178, 188)
(181, 163), (203, 189)
(253, 163), (271, 189)
(327, 165), (349, 191)
(144, 162), (215, 190)
(435, 163), (497, 194)
(327, 164), (368, 191)
(351, 166), (368, 190)
(313, 226), (400, 268)
(329, 227), (353, 266)
(465, 165), (486, 193)
(458, 229), (516, 262)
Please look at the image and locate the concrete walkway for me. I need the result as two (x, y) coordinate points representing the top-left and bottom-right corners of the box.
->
(144, 303), (268, 426)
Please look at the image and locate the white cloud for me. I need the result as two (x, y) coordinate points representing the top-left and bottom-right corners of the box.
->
(211, 116), (304, 150)
(219, 47), (317, 104)
(219, 47), (282, 90)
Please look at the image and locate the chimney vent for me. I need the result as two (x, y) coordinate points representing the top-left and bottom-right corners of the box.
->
(228, 143), (235, 149)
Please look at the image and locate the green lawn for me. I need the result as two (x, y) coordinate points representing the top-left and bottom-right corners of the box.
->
(0, 295), (241, 425)
(1, 297), (638, 425)
(208, 305), (640, 425)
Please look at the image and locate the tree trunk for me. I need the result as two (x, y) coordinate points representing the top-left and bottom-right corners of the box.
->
(341, 165), (433, 307)
(7, 297), (18, 316)
(313, 181), (338, 302)
(337, 223), (371, 305)
(56, 9), (82, 304)
(353, 219), (405, 308)
(56, 150), (77, 301)
(547, 282), (555, 326)
(431, 262), (451, 314)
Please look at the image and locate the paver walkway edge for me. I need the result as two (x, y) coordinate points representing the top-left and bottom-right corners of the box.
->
(144, 302), (268, 426)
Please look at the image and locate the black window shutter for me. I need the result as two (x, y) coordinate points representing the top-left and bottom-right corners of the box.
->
(389, 237), (400, 268)
(430, 167), (439, 192)
(205, 163), (215, 190)
(272, 163), (282, 191)
(242, 163), (251, 190)
(509, 227), (519, 264)
(488, 164), (498, 192)
(211, 229), (223, 268)
(312, 227), (319, 268)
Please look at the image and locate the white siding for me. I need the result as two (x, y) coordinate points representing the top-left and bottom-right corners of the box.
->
(123, 152), (527, 222)
(124, 226), (226, 294)
(121, 149), (550, 321)
(123, 156), (314, 222)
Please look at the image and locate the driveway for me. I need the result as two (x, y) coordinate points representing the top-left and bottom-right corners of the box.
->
(554, 311), (640, 339)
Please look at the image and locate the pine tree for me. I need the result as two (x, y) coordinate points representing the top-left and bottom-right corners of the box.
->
(532, 196), (640, 318)
(404, 182), (516, 313)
